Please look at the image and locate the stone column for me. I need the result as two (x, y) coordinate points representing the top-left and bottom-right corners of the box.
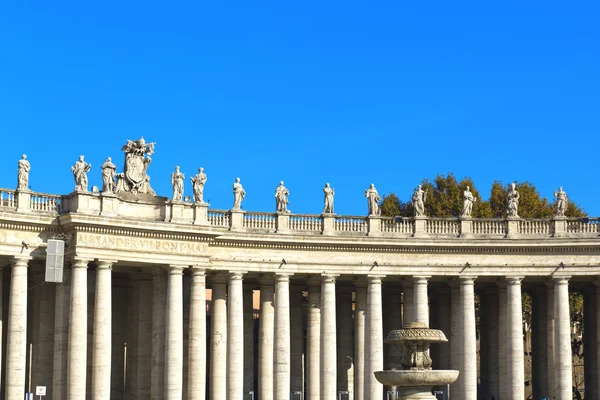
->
(449, 281), (461, 399)
(498, 283), (508, 400)
(485, 286), (500, 399)
(259, 277), (274, 400)
(364, 275), (384, 400)
(290, 284), (304, 398)
(188, 267), (206, 400)
(92, 261), (114, 400)
(432, 285), (451, 400)
(166, 265), (184, 400)
(227, 272), (245, 400)
(507, 277), (524, 400)
(554, 277), (572, 400)
(459, 276), (477, 400)
(337, 284), (354, 399)
(152, 267), (167, 400)
(584, 285), (598, 400)
(413, 276), (430, 326)
(384, 284), (402, 400)
(532, 286), (549, 399)
(354, 280), (366, 400)
(306, 277), (321, 400)
(5, 256), (30, 400)
(53, 262), (72, 400)
(244, 286), (256, 398)
(210, 274), (228, 400)
(402, 281), (414, 326)
(67, 258), (89, 400)
(546, 282), (556, 399)
(321, 274), (337, 400)
(274, 273), (291, 400)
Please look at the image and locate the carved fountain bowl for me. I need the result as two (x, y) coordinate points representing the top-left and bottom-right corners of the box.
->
(375, 370), (459, 387)
(384, 322), (448, 344)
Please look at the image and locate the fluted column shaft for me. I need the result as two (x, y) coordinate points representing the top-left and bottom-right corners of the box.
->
(274, 273), (291, 400)
(92, 261), (113, 400)
(227, 272), (245, 400)
(188, 267), (206, 400)
(67, 259), (89, 400)
(365, 275), (384, 400)
(413, 276), (430, 326)
(210, 275), (228, 400)
(459, 276), (477, 399)
(554, 277), (572, 400)
(507, 277), (524, 400)
(166, 265), (184, 400)
(307, 278), (321, 400)
(259, 278), (274, 400)
(5, 257), (30, 400)
(321, 274), (337, 399)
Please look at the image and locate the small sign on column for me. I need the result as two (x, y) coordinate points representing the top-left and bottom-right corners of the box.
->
(36, 386), (46, 399)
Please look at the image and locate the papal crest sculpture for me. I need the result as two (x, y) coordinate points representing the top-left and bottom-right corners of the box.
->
(115, 137), (157, 197)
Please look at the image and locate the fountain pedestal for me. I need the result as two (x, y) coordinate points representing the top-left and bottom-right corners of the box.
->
(375, 322), (459, 400)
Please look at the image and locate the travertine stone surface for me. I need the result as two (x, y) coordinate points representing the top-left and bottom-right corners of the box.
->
(151, 268), (167, 399)
(258, 278), (274, 400)
(554, 277), (573, 399)
(274, 273), (291, 400)
(67, 259), (90, 400)
(227, 272), (244, 400)
(5, 257), (29, 400)
(210, 275), (227, 400)
(320, 274), (337, 400)
(166, 266), (184, 400)
(365, 275), (384, 400)
(306, 277), (321, 400)
(188, 267), (206, 400)
(92, 261), (113, 400)
(459, 277), (477, 399)
(413, 276), (430, 326)
(353, 280), (366, 400)
(507, 277), (525, 400)
(337, 284), (354, 399)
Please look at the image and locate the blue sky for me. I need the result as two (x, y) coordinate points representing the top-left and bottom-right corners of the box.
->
(1, 2), (599, 215)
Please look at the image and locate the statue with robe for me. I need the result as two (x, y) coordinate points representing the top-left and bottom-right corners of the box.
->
(17, 154), (30, 190)
(101, 157), (117, 193)
(275, 181), (290, 213)
(323, 183), (335, 214)
(171, 166), (185, 202)
(364, 183), (381, 216)
(72, 155), (91, 192)
(232, 177), (246, 210)
(191, 167), (207, 203)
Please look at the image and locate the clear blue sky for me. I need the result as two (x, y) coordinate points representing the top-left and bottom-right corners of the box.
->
(1, 1), (599, 216)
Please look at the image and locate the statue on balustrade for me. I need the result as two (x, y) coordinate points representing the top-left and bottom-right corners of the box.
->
(365, 183), (381, 216)
(507, 183), (520, 218)
(412, 184), (427, 217)
(171, 166), (185, 202)
(17, 154), (30, 191)
(232, 178), (246, 210)
(191, 167), (207, 203)
(101, 157), (117, 193)
(323, 183), (335, 214)
(71, 155), (91, 192)
(461, 186), (477, 218)
(275, 181), (290, 213)
(115, 137), (157, 196)
(554, 186), (568, 217)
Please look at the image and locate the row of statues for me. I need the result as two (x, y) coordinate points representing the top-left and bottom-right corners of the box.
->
(14, 149), (570, 218)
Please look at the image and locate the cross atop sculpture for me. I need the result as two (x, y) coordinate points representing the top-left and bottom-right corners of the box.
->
(115, 137), (157, 197)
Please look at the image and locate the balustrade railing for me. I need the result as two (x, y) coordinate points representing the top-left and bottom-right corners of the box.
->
(207, 210), (230, 227)
(426, 218), (459, 235)
(472, 219), (507, 236)
(289, 215), (322, 231)
(334, 216), (367, 232)
(567, 218), (600, 234)
(518, 219), (553, 236)
(243, 212), (276, 230)
(0, 189), (16, 210)
(30, 193), (62, 213)
(380, 217), (414, 234)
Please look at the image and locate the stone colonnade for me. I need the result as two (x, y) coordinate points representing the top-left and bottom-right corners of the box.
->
(0, 257), (593, 400)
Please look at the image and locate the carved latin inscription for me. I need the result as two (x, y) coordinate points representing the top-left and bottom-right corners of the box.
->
(77, 233), (208, 254)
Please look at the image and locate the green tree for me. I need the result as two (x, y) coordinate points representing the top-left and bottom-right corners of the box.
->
(379, 192), (412, 217)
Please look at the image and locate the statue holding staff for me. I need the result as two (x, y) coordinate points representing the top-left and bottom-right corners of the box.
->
(72, 155), (91, 192)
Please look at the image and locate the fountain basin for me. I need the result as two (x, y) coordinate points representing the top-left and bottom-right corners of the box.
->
(374, 370), (459, 387)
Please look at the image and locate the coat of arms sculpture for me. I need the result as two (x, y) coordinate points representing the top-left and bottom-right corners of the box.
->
(115, 137), (157, 197)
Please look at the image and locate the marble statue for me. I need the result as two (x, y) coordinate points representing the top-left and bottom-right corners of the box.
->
(275, 181), (290, 213)
(323, 183), (335, 214)
(412, 184), (427, 217)
(171, 166), (185, 202)
(101, 157), (117, 193)
(554, 186), (568, 217)
(507, 183), (520, 218)
(17, 154), (30, 190)
(71, 155), (91, 192)
(115, 137), (157, 196)
(364, 184), (381, 216)
(232, 177), (246, 210)
(191, 167), (207, 203)
(461, 186), (477, 218)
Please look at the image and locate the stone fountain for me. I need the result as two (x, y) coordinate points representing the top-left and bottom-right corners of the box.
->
(375, 322), (459, 400)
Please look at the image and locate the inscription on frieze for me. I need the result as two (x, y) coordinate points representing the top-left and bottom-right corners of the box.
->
(77, 233), (208, 254)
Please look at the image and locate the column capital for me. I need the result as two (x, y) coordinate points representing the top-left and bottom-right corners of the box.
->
(95, 260), (116, 269)
(71, 258), (90, 269)
(275, 272), (293, 282)
(505, 276), (524, 285)
(167, 265), (186, 274)
(552, 276), (571, 284)
(321, 273), (338, 284)
(229, 271), (246, 280)
(12, 255), (31, 267)
(189, 265), (207, 277)
(413, 276), (431, 284)
(458, 275), (477, 284)
(367, 274), (385, 284)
